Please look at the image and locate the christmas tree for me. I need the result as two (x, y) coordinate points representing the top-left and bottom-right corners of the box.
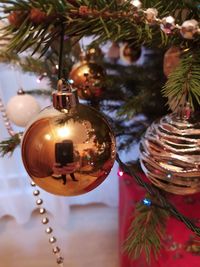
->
(0, 0), (200, 264)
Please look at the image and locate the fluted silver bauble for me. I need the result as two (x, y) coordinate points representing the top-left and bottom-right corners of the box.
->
(139, 113), (200, 195)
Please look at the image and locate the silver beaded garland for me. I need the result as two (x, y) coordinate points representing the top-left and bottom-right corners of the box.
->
(57, 257), (64, 265)
(49, 237), (57, 244)
(36, 199), (43, 205)
(42, 217), (49, 224)
(39, 208), (46, 214)
(0, 96), (15, 136)
(32, 188), (65, 266)
(124, 1), (200, 39)
(31, 181), (36, 187)
(46, 227), (53, 234)
(0, 88), (65, 266)
(33, 190), (40, 196)
(53, 247), (61, 254)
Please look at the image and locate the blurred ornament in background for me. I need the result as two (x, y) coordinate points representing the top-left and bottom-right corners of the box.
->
(180, 19), (199, 39)
(69, 48), (106, 100)
(139, 104), (200, 195)
(107, 42), (120, 63)
(163, 46), (181, 77)
(130, 0), (142, 9)
(145, 8), (158, 24)
(120, 43), (141, 64)
(161, 16), (175, 34)
(21, 80), (116, 196)
(6, 89), (41, 127)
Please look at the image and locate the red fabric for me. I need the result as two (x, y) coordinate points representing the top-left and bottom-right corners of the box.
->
(119, 172), (200, 267)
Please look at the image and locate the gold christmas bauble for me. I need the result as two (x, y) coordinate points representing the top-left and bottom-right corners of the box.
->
(140, 112), (200, 195)
(69, 61), (106, 100)
(21, 103), (116, 196)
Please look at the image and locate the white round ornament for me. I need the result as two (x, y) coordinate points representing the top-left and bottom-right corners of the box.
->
(6, 90), (41, 127)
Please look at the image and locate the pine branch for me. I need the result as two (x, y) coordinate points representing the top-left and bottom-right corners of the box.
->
(125, 197), (168, 263)
(0, 51), (46, 75)
(162, 51), (200, 111)
(26, 89), (52, 96)
(0, 133), (22, 156)
(1, 0), (199, 56)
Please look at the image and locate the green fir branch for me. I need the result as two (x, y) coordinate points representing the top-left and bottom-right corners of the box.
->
(0, 133), (22, 156)
(26, 88), (52, 96)
(124, 197), (168, 263)
(162, 51), (200, 110)
(1, 0), (199, 56)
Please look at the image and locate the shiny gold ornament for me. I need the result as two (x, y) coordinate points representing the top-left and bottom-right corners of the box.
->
(21, 80), (116, 196)
(120, 43), (141, 64)
(140, 110), (200, 195)
(69, 50), (106, 100)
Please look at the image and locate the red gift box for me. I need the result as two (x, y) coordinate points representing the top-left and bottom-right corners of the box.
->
(119, 171), (200, 267)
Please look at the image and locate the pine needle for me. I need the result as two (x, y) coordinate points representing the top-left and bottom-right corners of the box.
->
(124, 196), (169, 263)
(0, 133), (22, 156)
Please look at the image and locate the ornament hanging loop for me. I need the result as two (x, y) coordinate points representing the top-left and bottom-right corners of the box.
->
(58, 24), (65, 80)
(57, 79), (66, 92)
(54, 24), (79, 112)
(17, 88), (25, 95)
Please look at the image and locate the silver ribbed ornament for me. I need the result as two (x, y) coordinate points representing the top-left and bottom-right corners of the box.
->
(139, 111), (200, 195)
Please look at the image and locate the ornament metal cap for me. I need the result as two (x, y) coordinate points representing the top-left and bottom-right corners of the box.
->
(17, 88), (25, 95)
(52, 79), (79, 112)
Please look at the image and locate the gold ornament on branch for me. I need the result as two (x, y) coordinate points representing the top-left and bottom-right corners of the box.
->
(21, 80), (116, 196)
(139, 105), (200, 195)
(69, 49), (106, 100)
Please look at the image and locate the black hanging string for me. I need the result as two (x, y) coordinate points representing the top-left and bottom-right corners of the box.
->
(58, 24), (65, 80)
(116, 153), (200, 236)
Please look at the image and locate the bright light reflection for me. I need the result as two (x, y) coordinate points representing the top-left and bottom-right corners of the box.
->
(57, 126), (71, 138)
(118, 171), (124, 177)
(44, 134), (52, 141)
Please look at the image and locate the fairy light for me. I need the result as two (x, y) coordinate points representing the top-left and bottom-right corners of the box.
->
(118, 170), (124, 177)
